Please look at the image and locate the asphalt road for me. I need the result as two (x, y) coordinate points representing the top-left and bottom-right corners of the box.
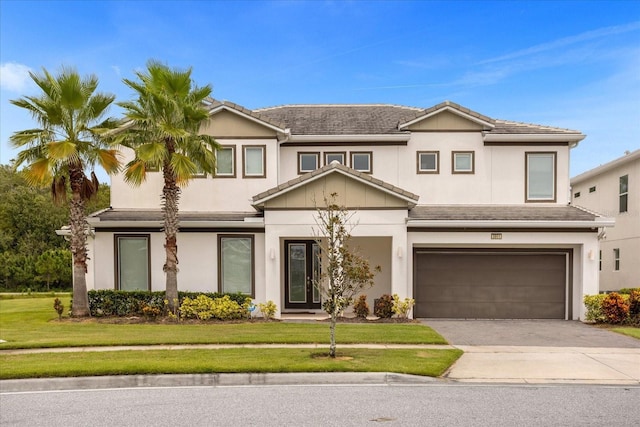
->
(2, 383), (639, 426)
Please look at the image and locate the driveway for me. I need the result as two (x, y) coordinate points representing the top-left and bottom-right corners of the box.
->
(422, 320), (640, 384)
(423, 319), (640, 347)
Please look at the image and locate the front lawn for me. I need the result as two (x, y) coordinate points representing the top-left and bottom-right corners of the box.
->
(611, 327), (640, 340)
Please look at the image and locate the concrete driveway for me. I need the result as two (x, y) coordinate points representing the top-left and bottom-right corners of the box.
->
(422, 320), (640, 384)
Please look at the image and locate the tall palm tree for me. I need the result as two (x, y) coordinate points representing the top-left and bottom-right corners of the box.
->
(113, 61), (219, 311)
(10, 67), (119, 316)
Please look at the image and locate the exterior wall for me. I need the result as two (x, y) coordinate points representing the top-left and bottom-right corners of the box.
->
(407, 230), (600, 320)
(110, 141), (279, 212)
(90, 230), (266, 298)
(571, 155), (640, 291)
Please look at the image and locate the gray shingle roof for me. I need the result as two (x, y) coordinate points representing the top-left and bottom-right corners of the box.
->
(408, 205), (598, 222)
(90, 209), (262, 222)
(252, 101), (581, 136)
(252, 161), (419, 205)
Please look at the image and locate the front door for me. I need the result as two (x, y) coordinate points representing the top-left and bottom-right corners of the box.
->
(285, 240), (321, 309)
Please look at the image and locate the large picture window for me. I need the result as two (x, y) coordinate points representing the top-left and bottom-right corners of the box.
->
(219, 235), (254, 296)
(115, 235), (150, 291)
(215, 146), (235, 177)
(243, 145), (265, 178)
(526, 152), (556, 202)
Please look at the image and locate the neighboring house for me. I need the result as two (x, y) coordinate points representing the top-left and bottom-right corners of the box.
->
(84, 100), (613, 320)
(571, 149), (640, 292)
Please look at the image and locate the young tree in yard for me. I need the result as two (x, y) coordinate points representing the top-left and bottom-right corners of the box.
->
(112, 61), (219, 311)
(313, 193), (379, 358)
(35, 249), (72, 290)
(9, 68), (119, 315)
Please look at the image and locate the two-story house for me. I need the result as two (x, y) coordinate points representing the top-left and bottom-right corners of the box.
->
(571, 149), (639, 292)
(84, 100), (613, 320)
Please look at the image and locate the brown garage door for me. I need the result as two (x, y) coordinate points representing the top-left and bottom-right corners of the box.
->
(414, 250), (568, 319)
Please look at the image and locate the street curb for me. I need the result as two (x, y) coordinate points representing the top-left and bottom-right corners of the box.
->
(0, 372), (437, 392)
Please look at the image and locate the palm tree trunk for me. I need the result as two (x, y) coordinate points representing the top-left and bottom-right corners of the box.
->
(68, 167), (90, 317)
(162, 149), (180, 312)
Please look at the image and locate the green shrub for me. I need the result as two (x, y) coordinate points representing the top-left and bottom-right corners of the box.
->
(601, 292), (629, 324)
(353, 295), (370, 319)
(374, 294), (394, 318)
(628, 290), (640, 323)
(583, 294), (607, 323)
(392, 294), (415, 319)
(180, 295), (251, 321)
(53, 297), (64, 320)
(618, 287), (640, 295)
(258, 300), (277, 320)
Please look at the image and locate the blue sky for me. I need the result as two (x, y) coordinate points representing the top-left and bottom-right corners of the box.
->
(1, 0), (638, 180)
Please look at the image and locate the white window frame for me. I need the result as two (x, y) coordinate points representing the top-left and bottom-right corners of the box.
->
(324, 152), (346, 166)
(417, 151), (439, 174)
(526, 152), (556, 202)
(243, 145), (266, 178)
(351, 152), (372, 173)
(298, 152), (320, 174)
(215, 145), (236, 178)
(452, 151), (474, 174)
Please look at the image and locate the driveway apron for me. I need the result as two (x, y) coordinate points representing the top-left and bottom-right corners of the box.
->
(422, 319), (640, 384)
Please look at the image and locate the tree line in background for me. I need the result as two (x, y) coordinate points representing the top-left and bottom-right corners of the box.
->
(0, 165), (110, 291)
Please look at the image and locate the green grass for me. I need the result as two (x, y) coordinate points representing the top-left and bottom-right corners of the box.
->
(0, 348), (462, 379)
(611, 327), (640, 340)
(0, 297), (447, 349)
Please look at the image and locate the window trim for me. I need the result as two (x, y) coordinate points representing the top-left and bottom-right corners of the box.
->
(350, 151), (373, 173)
(613, 248), (620, 271)
(114, 234), (151, 291)
(215, 145), (236, 178)
(619, 175), (628, 213)
(452, 151), (475, 174)
(298, 152), (320, 174)
(242, 145), (266, 178)
(218, 234), (255, 297)
(417, 151), (440, 174)
(525, 152), (557, 203)
(324, 151), (346, 166)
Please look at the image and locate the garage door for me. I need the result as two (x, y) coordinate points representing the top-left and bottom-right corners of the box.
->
(414, 250), (568, 319)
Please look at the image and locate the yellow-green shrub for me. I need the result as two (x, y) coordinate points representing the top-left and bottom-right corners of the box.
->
(583, 294), (607, 323)
(258, 300), (277, 320)
(180, 295), (251, 320)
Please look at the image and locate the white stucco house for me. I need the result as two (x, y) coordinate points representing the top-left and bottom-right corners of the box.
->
(85, 100), (613, 320)
(571, 149), (639, 292)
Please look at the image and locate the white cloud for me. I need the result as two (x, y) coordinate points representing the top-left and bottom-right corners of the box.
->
(0, 62), (33, 92)
(111, 65), (121, 76)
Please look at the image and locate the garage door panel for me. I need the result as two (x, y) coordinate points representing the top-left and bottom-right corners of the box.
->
(414, 251), (567, 319)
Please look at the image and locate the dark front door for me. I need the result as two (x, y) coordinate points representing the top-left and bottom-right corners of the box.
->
(285, 240), (321, 309)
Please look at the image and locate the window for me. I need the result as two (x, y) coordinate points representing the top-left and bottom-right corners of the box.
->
(115, 235), (150, 291)
(351, 152), (372, 173)
(574, 192), (581, 198)
(620, 175), (628, 213)
(243, 145), (265, 178)
(614, 248), (620, 271)
(599, 250), (602, 271)
(452, 151), (474, 174)
(589, 186), (596, 193)
(526, 152), (556, 202)
(219, 235), (254, 296)
(215, 146), (235, 177)
(298, 152), (320, 174)
(324, 152), (345, 165)
(417, 151), (439, 174)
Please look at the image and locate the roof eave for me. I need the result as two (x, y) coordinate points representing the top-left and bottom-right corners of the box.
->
(571, 149), (640, 184)
(286, 134), (410, 143)
(407, 218), (615, 228)
(484, 133), (586, 144)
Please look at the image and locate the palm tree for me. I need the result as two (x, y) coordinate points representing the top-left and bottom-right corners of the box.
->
(113, 61), (219, 311)
(10, 67), (119, 317)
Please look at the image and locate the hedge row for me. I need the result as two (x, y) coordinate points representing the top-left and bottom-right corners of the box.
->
(87, 290), (249, 317)
(583, 289), (640, 325)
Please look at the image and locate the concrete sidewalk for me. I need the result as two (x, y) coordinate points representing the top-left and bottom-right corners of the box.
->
(443, 346), (640, 385)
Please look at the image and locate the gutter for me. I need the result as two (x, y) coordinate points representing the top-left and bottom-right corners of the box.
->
(406, 218), (615, 229)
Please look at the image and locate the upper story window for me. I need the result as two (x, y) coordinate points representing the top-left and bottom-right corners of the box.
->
(324, 152), (345, 165)
(613, 248), (620, 271)
(589, 186), (596, 193)
(298, 152), (320, 174)
(215, 146), (235, 178)
(243, 145), (266, 178)
(351, 152), (372, 173)
(619, 175), (628, 213)
(574, 191), (581, 198)
(526, 152), (556, 202)
(452, 151), (474, 174)
(417, 151), (439, 174)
